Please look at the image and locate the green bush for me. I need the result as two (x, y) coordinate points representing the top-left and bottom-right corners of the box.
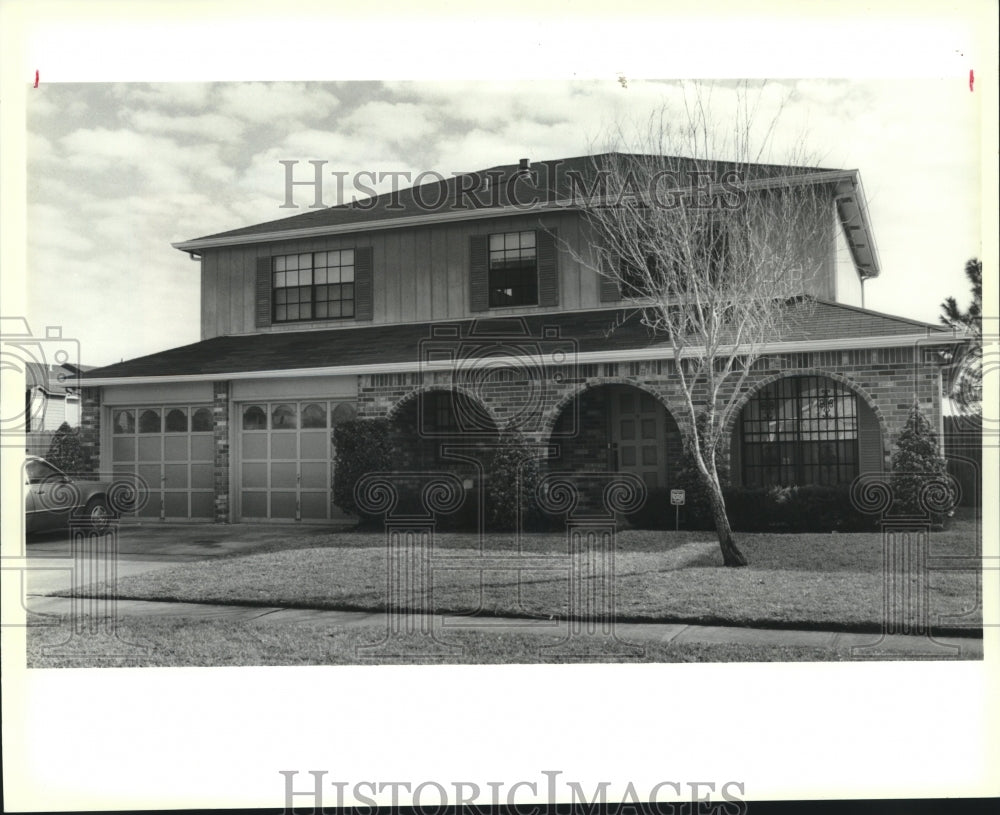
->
(45, 421), (85, 474)
(364, 474), (479, 531)
(484, 425), (545, 531)
(628, 483), (876, 532)
(332, 419), (392, 523)
(891, 401), (953, 521)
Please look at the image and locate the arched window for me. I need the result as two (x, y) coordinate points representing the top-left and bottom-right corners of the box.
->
(191, 407), (213, 432)
(301, 403), (327, 428)
(271, 404), (297, 429)
(165, 408), (188, 432)
(138, 408), (161, 434)
(242, 405), (267, 431)
(113, 409), (135, 434)
(741, 376), (859, 487)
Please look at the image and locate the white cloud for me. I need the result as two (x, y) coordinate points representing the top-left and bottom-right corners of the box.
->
(216, 82), (340, 125)
(124, 109), (246, 141)
(112, 83), (214, 111)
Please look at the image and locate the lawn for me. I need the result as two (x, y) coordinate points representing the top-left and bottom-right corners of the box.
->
(51, 515), (983, 634)
(27, 616), (860, 668)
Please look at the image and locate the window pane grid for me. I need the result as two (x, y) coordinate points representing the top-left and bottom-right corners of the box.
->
(272, 251), (356, 323)
(741, 377), (859, 488)
(488, 230), (537, 307)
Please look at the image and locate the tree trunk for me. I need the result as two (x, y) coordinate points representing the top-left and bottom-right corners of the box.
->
(704, 473), (747, 567)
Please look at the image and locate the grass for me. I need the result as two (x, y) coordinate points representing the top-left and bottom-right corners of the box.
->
(27, 616), (864, 668)
(50, 517), (983, 634)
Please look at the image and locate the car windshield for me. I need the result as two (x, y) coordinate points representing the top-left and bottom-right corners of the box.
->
(25, 459), (67, 484)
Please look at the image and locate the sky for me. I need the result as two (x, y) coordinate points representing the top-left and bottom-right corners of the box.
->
(3, 4), (998, 810)
(24, 77), (984, 367)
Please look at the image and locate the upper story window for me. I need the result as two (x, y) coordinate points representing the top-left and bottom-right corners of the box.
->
(488, 231), (537, 307)
(272, 250), (355, 323)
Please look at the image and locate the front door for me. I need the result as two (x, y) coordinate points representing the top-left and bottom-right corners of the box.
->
(609, 388), (668, 489)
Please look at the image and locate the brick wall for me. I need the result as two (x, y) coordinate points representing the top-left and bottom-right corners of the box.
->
(212, 381), (231, 522)
(80, 387), (101, 474)
(356, 343), (950, 482)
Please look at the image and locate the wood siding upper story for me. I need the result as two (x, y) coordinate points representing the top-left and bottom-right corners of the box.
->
(199, 202), (841, 340)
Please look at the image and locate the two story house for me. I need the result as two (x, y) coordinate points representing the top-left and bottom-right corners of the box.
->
(79, 153), (962, 523)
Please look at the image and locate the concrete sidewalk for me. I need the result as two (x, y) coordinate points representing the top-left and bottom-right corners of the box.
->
(25, 594), (984, 659)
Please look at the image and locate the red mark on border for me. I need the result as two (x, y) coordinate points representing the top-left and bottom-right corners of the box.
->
(969, 69), (974, 92)
(33, 70), (39, 88)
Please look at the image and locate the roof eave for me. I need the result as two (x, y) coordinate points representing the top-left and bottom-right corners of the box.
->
(834, 170), (881, 280)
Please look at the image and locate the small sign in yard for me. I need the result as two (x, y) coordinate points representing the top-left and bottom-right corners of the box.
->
(670, 489), (685, 531)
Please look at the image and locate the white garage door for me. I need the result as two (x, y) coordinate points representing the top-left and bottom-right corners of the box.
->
(110, 405), (216, 520)
(238, 400), (353, 522)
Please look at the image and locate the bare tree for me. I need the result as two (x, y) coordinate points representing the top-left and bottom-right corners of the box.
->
(571, 85), (838, 566)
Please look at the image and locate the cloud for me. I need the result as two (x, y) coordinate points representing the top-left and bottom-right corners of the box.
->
(216, 82), (340, 125)
(112, 82), (214, 111)
(57, 127), (232, 195)
(123, 109), (246, 141)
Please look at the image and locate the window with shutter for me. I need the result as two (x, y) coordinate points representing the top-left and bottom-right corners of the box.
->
(469, 234), (489, 312)
(472, 229), (559, 309)
(260, 248), (373, 323)
(255, 257), (272, 327)
(537, 229), (558, 307)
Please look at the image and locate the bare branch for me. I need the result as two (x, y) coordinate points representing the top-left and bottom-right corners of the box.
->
(564, 83), (838, 566)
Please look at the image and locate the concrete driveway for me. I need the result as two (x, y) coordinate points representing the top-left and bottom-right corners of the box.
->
(22, 522), (344, 595)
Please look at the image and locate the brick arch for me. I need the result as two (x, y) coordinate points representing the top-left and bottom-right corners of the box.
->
(542, 378), (687, 440)
(722, 368), (890, 444)
(385, 383), (502, 432)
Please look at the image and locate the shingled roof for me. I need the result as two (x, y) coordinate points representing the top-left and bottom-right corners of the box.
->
(178, 153), (843, 243)
(82, 300), (955, 384)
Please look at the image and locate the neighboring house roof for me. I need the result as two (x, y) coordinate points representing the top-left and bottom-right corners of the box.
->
(81, 300), (958, 385)
(173, 152), (880, 280)
(24, 362), (88, 396)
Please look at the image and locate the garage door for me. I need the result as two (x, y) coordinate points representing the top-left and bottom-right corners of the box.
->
(238, 400), (353, 522)
(111, 405), (215, 520)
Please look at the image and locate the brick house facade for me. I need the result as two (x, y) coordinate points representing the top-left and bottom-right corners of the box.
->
(79, 154), (963, 523)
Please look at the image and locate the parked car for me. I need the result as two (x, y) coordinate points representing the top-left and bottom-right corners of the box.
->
(24, 456), (128, 535)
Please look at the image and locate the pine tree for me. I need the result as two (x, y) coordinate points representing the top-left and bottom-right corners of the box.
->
(890, 401), (950, 517)
(939, 258), (982, 415)
(45, 421), (85, 474)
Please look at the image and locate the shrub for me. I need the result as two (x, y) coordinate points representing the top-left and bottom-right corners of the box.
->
(45, 422), (85, 474)
(365, 473), (479, 531)
(628, 483), (877, 532)
(730, 484), (877, 532)
(626, 487), (676, 530)
(484, 425), (545, 531)
(891, 401), (953, 521)
(672, 450), (730, 530)
(332, 419), (392, 523)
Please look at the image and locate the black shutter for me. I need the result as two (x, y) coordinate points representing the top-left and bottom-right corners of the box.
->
(470, 234), (489, 312)
(354, 246), (374, 321)
(537, 228), (559, 307)
(599, 253), (622, 302)
(255, 256), (272, 327)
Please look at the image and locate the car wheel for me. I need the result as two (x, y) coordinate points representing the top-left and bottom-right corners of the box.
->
(82, 497), (116, 534)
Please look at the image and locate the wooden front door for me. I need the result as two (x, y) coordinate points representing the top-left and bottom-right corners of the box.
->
(609, 388), (668, 489)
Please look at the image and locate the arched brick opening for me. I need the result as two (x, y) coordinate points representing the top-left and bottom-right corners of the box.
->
(387, 386), (501, 473)
(726, 370), (889, 488)
(545, 381), (684, 491)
